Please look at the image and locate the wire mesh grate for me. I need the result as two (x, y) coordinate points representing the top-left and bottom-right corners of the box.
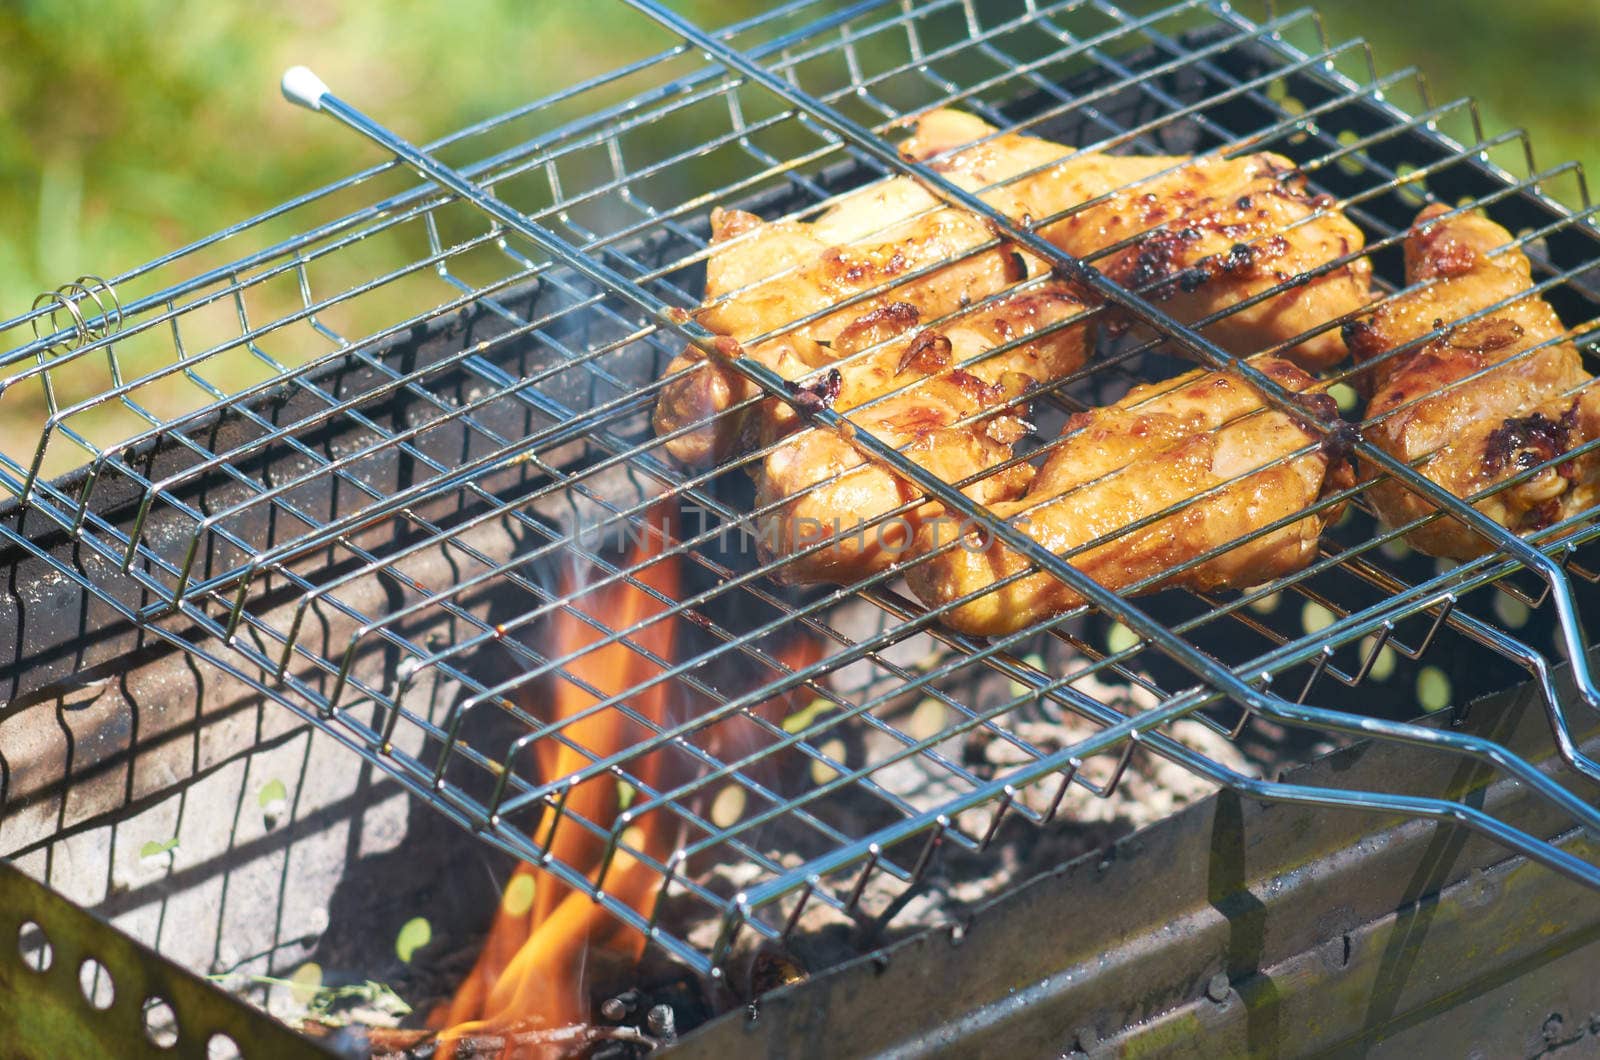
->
(4, 0), (1600, 975)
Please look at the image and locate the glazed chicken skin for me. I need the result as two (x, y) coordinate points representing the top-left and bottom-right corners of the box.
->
(753, 286), (1086, 585)
(900, 110), (1372, 370)
(905, 359), (1350, 637)
(1342, 205), (1600, 560)
(653, 168), (1047, 468)
(655, 109), (1371, 469)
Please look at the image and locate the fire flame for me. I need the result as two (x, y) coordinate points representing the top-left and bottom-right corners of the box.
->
(433, 503), (683, 1057)
(430, 500), (830, 1058)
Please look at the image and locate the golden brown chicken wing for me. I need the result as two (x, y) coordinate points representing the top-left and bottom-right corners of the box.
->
(1342, 204), (1600, 559)
(901, 110), (1372, 370)
(653, 168), (1042, 467)
(753, 285), (1088, 585)
(656, 109), (1370, 469)
(904, 359), (1350, 637)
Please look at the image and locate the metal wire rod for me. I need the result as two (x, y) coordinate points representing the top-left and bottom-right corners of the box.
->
(7, 0), (1600, 974)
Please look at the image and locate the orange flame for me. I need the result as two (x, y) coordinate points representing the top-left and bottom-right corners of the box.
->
(433, 504), (683, 1057)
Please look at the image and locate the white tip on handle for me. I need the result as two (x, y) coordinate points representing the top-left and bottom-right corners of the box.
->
(281, 66), (330, 111)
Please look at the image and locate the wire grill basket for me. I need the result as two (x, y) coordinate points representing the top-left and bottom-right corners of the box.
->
(4, 0), (1600, 977)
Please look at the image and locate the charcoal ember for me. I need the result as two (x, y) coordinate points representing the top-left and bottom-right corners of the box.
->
(340, 1022), (658, 1059)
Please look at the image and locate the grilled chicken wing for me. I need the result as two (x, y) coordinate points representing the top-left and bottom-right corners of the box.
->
(1342, 205), (1600, 559)
(655, 109), (1371, 468)
(905, 359), (1349, 636)
(653, 172), (1042, 467)
(901, 110), (1372, 370)
(753, 286), (1087, 585)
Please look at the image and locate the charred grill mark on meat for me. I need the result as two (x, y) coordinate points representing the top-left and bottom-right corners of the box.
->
(1342, 204), (1600, 558)
(1482, 402), (1580, 476)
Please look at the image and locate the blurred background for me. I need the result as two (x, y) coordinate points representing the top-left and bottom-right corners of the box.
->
(3, 0), (1595, 316)
(0, 0), (1596, 475)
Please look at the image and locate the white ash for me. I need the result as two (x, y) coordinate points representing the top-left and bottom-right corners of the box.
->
(672, 667), (1258, 992)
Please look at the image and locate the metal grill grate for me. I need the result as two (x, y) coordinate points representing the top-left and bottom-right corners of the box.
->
(5, 0), (1600, 977)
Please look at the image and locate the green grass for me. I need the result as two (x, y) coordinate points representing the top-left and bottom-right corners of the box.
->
(4, 1), (1592, 314)
(0, 0), (759, 473)
(0, 1), (719, 315)
(1318, 0), (1600, 188)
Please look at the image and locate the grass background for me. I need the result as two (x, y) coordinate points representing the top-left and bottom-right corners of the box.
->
(4, 0), (1595, 314)
(0, 0), (1595, 473)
